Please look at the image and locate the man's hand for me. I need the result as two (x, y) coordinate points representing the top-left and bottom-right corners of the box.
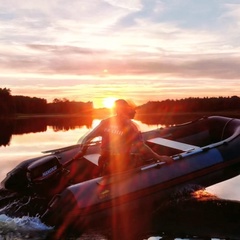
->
(158, 155), (174, 164)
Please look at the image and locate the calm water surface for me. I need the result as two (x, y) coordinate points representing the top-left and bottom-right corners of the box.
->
(1, 117), (240, 239)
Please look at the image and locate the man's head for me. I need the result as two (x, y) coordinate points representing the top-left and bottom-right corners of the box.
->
(114, 99), (136, 119)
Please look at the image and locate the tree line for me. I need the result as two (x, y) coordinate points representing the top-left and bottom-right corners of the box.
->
(136, 96), (240, 114)
(1, 88), (240, 117)
(0, 88), (93, 116)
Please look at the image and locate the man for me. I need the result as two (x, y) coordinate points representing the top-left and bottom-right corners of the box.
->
(77, 99), (172, 175)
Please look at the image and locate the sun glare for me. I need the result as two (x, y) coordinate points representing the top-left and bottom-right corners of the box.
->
(103, 97), (116, 109)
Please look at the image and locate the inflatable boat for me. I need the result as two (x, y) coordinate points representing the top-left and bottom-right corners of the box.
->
(1, 115), (240, 236)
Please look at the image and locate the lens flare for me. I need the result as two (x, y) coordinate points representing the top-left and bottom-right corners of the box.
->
(103, 97), (117, 109)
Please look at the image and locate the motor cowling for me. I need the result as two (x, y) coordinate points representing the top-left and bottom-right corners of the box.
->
(27, 155), (62, 184)
(1, 158), (38, 192)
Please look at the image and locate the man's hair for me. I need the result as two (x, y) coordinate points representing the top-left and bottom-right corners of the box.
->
(114, 99), (136, 118)
(114, 99), (129, 109)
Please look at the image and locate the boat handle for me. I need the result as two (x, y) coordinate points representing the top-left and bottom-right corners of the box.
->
(141, 161), (165, 171)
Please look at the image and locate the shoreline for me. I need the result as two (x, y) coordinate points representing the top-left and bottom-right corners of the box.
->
(4, 110), (240, 120)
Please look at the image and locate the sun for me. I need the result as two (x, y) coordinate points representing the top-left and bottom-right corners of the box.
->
(103, 97), (117, 109)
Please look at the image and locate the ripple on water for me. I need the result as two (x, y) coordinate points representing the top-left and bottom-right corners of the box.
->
(0, 214), (53, 239)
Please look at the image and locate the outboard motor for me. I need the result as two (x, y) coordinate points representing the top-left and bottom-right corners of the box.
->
(1, 155), (64, 196)
(1, 158), (37, 192)
(26, 155), (65, 196)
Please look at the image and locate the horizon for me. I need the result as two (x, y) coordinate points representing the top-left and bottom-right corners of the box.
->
(9, 91), (240, 109)
(1, 1), (240, 108)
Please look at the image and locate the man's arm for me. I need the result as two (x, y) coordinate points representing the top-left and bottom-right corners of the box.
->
(79, 124), (102, 146)
(135, 140), (173, 164)
(73, 123), (103, 160)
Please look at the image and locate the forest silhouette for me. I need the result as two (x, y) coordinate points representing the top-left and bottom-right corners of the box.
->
(1, 88), (240, 146)
(0, 88), (93, 116)
(1, 88), (240, 117)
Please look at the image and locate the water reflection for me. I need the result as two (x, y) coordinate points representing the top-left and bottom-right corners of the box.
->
(2, 183), (240, 240)
(90, 186), (240, 240)
(0, 118), (13, 146)
(0, 116), (93, 147)
(148, 188), (240, 240)
(44, 186), (240, 240)
(0, 113), (202, 147)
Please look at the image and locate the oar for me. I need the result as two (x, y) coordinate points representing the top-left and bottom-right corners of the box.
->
(42, 144), (80, 154)
(42, 140), (101, 154)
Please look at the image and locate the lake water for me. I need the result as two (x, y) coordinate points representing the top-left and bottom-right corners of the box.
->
(1, 116), (240, 239)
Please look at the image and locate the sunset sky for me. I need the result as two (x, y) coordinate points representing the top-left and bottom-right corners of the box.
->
(1, 0), (240, 108)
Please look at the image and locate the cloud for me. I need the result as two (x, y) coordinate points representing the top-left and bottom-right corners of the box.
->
(0, 53), (240, 84)
(222, 2), (240, 21)
(1, 40), (240, 80)
(27, 44), (107, 55)
(104, 0), (142, 10)
(0, 0), (132, 46)
(4, 75), (239, 107)
(1, 0), (240, 106)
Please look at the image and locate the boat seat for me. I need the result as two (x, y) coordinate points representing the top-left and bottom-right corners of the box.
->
(84, 139), (199, 164)
(147, 137), (200, 152)
(84, 153), (100, 165)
